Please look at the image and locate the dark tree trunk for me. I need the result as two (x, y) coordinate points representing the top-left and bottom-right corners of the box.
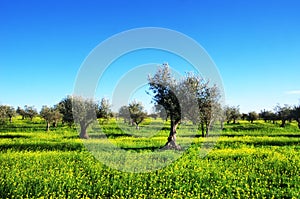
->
(205, 122), (209, 137)
(52, 121), (57, 128)
(163, 119), (181, 150)
(46, 122), (50, 131)
(280, 120), (286, 127)
(9, 117), (12, 123)
(201, 123), (205, 137)
(80, 124), (89, 139)
(297, 119), (300, 129)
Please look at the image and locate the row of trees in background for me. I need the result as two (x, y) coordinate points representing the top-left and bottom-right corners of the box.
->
(1, 64), (300, 149)
(2, 101), (300, 130)
(224, 104), (300, 129)
(0, 97), (112, 133)
(0, 105), (41, 124)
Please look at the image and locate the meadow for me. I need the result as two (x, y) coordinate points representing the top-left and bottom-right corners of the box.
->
(0, 117), (299, 198)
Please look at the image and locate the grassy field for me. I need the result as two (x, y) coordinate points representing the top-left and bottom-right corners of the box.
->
(0, 117), (299, 198)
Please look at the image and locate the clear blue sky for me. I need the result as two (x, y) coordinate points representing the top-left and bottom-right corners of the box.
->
(1, 0), (300, 113)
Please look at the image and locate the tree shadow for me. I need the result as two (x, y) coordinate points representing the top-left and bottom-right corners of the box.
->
(0, 142), (84, 152)
(0, 126), (46, 132)
(89, 133), (133, 139)
(0, 134), (30, 139)
(120, 146), (162, 152)
(230, 125), (265, 132)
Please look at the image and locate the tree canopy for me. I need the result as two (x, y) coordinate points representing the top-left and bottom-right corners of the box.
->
(128, 101), (147, 130)
(40, 106), (62, 131)
(148, 63), (222, 149)
(72, 96), (97, 139)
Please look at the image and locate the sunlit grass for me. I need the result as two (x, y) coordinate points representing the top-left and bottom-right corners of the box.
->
(0, 117), (299, 198)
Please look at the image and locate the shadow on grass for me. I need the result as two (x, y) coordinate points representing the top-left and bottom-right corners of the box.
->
(0, 142), (84, 152)
(0, 134), (30, 139)
(229, 125), (266, 132)
(0, 126), (46, 132)
(89, 134), (133, 139)
(120, 146), (162, 152)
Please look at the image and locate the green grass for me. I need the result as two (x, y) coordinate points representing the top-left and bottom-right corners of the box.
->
(0, 118), (299, 198)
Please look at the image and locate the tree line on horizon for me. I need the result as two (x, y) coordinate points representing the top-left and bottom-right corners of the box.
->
(223, 104), (300, 129)
(1, 64), (300, 149)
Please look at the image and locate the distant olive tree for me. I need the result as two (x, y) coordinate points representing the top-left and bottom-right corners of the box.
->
(57, 96), (74, 127)
(0, 106), (7, 124)
(224, 105), (240, 124)
(0, 105), (16, 123)
(275, 104), (292, 127)
(97, 98), (112, 122)
(118, 105), (131, 124)
(72, 96), (97, 139)
(291, 105), (300, 129)
(181, 74), (222, 137)
(7, 106), (16, 123)
(241, 113), (248, 120)
(197, 83), (221, 137)
(40, 106), (62, 131)
(247, 111), (258, 123)
(24, 105), (38, 121)
(128, 101), (147, 130)
(16, 106), (26, 120)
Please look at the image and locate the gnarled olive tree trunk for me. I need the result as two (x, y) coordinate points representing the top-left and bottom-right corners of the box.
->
(79, 122), (89, 139)
(163, 119), (181, 150)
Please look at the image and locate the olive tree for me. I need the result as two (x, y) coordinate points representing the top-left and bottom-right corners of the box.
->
(0, 106), (7, 124)
(24, 105), (38, 121)
(275, 104), (292, 127)
(128, 101), (147, 130)
(260, 109), (278, 124)
(148, 64), (222, 148)
(0, 105), (16, 123)
(97, 98), (112, 121)
(247, 111), (259, 123)
(181, 74), (222, 137)
(148, 64), (182, 149)
(16, 106), (26, 120)
(224, 105), (240, 124)
(40, 106), (62, 131)
(72, 96), (97, 139)
(118, 105), (131, 124)
(57, 96), (74, 127)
